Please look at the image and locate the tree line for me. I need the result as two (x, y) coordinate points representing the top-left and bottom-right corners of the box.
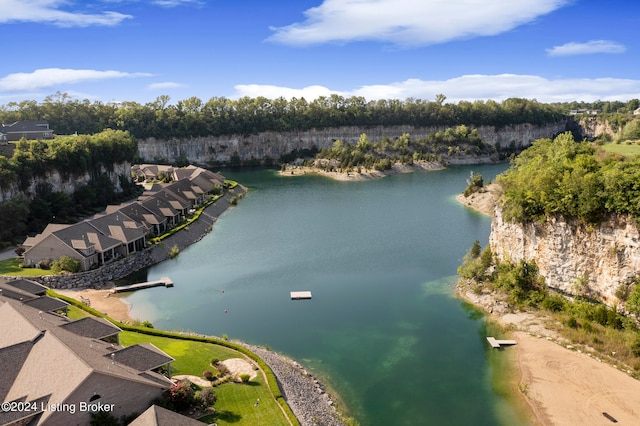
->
(498, 132), (640, 224)
(0, 92), (565, 139)
(0, 129), (139, 246)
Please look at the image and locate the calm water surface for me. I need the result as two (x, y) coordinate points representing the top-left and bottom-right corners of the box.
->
(124, 164), (529, 425)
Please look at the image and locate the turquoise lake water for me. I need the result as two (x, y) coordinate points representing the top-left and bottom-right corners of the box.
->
(124, 164), (530, 425)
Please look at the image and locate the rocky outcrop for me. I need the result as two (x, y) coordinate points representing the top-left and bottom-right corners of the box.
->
(0, 162), (131, 202)
(138, 122), (568, 165)
(490, 207), (640, 305)
(577, 116), (620, 140)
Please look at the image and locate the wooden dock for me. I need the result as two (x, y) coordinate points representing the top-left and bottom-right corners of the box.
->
(290, 291), (312, 300)
(486, 337), (517, 349)
(112, 277), (174, 293)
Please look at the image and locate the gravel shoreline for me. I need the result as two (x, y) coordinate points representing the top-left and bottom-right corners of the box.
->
(240, 343), (346, 426)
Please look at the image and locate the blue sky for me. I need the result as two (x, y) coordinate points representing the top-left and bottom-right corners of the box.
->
(1, 0), (639, 105)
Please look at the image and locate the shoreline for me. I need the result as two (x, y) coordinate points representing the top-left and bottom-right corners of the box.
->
(54, 289), (346, 425)
(454, 188), (640, 425)
(278, 161), (445, 181)
(457, 282), (640, 425)
(454, 182), (501, 216)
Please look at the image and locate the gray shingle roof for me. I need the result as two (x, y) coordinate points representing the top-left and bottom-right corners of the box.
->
(53, 222), (120, 256)
(3, 279), (47, 296)
(109, 343), (174, 371)
(129, 404), (204, 426)
(22, 296), (69, 312)
(59, 317), (121, 340)
(0, 341), (34, 401)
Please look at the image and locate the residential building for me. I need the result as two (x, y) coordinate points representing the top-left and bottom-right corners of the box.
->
(21, 165), (225, 271)
(0, 120), (54, 141)
(0, 278), (174, 426)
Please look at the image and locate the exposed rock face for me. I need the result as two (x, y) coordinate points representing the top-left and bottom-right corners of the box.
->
(138, 122), (568, 165)
(577, 116), (620, 140)
(0, 162), (131, 202)
(490, 207), (640, 305)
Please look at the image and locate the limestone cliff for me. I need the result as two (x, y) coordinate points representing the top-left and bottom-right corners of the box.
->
(490, 206), (640, 305)
(0, 162), (131, 202)
(138, 122), (568, 165)
(577, 116), (621, 140)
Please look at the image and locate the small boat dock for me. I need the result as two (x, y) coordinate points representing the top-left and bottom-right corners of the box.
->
(290, 291), (312, 300)
(486, 337), (517, 349)
(112, 277), (174, 293)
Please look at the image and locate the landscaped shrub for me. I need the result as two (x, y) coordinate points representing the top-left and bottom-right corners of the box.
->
(168, 244), (180, 259)
(196, 387), (217, 408)
(168, 380), (196, 411)
(203, 370), (214, 381)
(216, 363), (230, 377)
(51, 255), (81, 274)
(38, 258), (52, 270)
(239, 374), (251, 383)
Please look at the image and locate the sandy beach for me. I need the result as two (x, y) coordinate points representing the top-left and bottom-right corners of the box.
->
(455, 182), (501, 216)
(456, 187), (640, 425)
(56, 288), (135, 323)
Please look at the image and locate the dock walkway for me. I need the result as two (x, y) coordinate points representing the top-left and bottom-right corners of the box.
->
(486, 337), (517, 348)
(112, 277), (174, 293)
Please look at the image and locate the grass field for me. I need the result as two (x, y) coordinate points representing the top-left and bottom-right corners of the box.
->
(600, 141), (640, 157)
(119, 332), (291, 426)
(0, 258), (53, 276)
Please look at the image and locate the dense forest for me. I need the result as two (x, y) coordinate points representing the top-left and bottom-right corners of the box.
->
(498, 132), (640, 225)
(0, 129), (139, 246)
(0, 92), (568, 139)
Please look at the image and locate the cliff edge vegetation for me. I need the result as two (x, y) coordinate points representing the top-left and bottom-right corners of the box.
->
(497, 131), (640, 225)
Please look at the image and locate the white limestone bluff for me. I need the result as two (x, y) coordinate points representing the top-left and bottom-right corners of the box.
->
(490, 206), (640, 306)
(137, 122), (567, 165)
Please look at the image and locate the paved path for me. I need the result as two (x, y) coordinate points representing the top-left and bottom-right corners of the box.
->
(0, 247), (16, 261)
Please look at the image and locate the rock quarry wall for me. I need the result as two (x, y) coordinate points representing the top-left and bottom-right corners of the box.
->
(0, 162), (131, 203)
(577, 116), (621, 140)
(490, 207), (640, 305)
(138, 122), (568, 165)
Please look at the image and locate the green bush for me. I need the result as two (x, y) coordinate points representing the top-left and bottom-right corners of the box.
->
(541, 294), (566, 312)
(57, 255), (81, 273)
(631, 336), (640, 357)
(463, 171), (484, 196)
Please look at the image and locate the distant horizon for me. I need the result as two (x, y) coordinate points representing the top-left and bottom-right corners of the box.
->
(1, 1), (638, 105)
(1, 92), (637, 108)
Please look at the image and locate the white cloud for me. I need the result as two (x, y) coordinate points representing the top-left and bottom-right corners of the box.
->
(233, 74), (640, 103)
(546, 40), (626, 56)
(0, 68), (153, 92)
(0, 0), (132, 27)
(148, 82), (184, 90)
(267, 0), (569, 46)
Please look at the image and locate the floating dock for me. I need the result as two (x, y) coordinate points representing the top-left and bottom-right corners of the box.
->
(112, 277), (174, 293)
(290, 291), (312, 300)
(486, 337), (517, 348)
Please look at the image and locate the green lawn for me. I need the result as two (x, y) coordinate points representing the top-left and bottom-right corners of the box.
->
(119, 332), (291, 426)
(600, 141), (640, 157)
(0, 258), (53, 276)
